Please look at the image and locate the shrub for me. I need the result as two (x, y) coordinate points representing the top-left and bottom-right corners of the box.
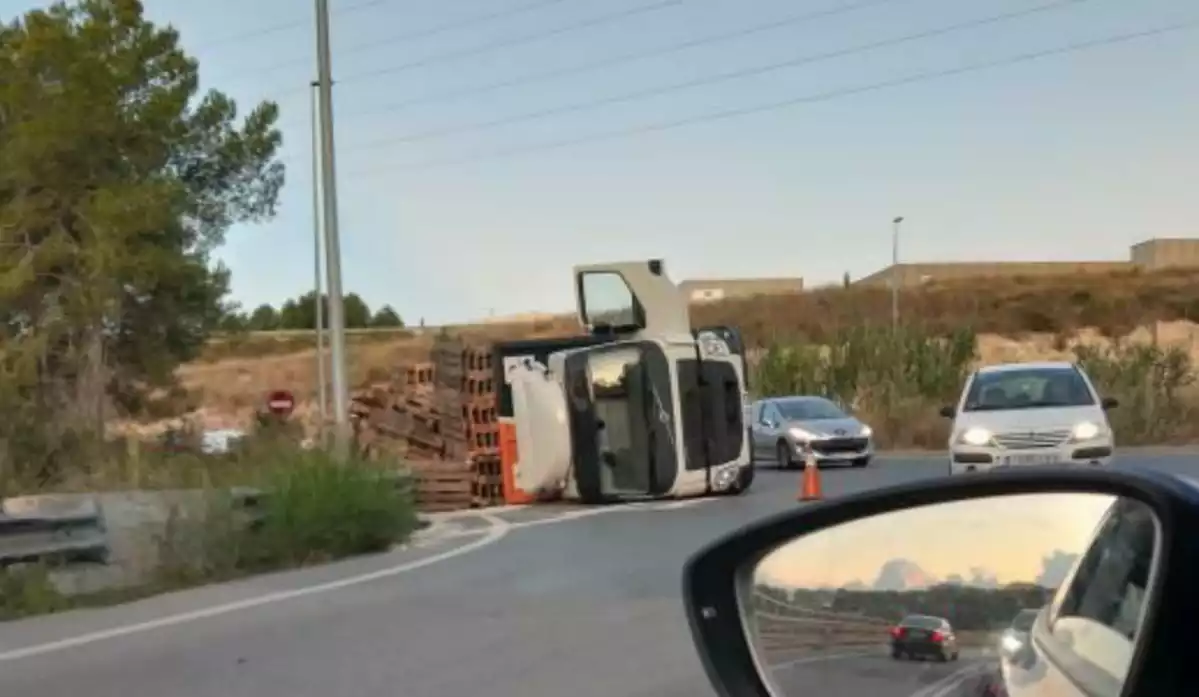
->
(149, 442), (418, 587)
(1073, 343), (1198, 445)
(753, 326), (976, 448)
(0, 564), (69, 621)
(231, 446), (419, 570)
(754, 325), (1199, 448)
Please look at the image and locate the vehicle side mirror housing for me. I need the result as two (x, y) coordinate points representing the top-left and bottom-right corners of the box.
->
(682, 467), (1199, 697)
(939, 405), (955, 418)
(1102, 396), (1120, 410)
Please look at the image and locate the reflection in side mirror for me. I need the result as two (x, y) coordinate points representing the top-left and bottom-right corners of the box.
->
(742, 493), (1159, 697)
(938, 405), (955, 418)
(1102, 396), (1120, 410)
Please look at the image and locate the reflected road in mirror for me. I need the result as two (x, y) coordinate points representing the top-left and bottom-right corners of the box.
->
(743, 493), (1158, 697)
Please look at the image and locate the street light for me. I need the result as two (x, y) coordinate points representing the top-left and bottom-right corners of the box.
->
(309, 80), (328, 444)
(891, 216), (903, 329)
(314, 0), (351, 457)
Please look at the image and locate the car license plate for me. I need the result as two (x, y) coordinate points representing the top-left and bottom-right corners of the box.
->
(1000, 453), (1060, 466)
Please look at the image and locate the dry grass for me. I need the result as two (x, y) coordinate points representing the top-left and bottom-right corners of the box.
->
(159, 268), (1199, 436)
(691, 267), (1199, 345)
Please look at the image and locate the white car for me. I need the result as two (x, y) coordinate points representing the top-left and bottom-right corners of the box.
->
(941, 361), (1118, 475)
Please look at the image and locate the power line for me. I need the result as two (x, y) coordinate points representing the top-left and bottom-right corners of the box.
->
(190, 0), (391, 51)
(338, 0), (908, 119)
(249, 0), (578, 78)
(334, 0), (685, 86)
(345, 19), (1197, 176)
(342, 0), (1088, 151)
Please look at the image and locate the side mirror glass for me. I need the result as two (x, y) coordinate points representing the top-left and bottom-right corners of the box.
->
(938, 405), (955, 418)
(1102, 396), (1120, 410)
(684, 476), (1172, 697)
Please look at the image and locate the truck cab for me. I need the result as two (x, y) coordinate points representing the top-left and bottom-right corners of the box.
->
(496, 259), (752, 503)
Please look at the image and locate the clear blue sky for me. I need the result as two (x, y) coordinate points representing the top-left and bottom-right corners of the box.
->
(7, 0), (1197, 323)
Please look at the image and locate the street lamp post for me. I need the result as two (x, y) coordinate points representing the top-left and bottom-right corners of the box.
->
(309, 80), (328, 444)
(891, 216), (903, 329)
(314, 0), (351, 457)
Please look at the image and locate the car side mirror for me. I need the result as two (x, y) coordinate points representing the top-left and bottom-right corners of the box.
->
(939, 405), (955, 418)
(683, 467), (1199, 697)
(760, 419), (777, 429)
(1102, 396), (1120, 410)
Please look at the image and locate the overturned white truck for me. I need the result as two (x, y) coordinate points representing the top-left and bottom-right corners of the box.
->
(493, 259), (754, 504)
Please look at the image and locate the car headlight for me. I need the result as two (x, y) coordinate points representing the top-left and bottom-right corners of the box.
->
(1001, 634), (1023, 653)
(959, 427), (993, 446)
(860, 425), (873, 438)
(1072, 421), (1102, 441)
(789, 427), (815, 441)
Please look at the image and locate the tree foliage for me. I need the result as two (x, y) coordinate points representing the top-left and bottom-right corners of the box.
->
(762, 584), (1056, 632)
(223, 292), (403, 331)
(0, 0), (284, 486)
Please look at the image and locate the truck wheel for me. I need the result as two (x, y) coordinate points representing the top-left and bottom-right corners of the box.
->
(726, 463), (755, 495)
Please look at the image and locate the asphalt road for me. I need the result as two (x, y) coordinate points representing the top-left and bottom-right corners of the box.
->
(0, 451), (1195, 697)
(769, 650), (996, 697)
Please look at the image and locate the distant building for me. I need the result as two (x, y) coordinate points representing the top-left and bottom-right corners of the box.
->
(854, 238), (1199, 288)
(678, 277), (804, 303)
(1130, 238), (1199, 270)
(853, 261), (1130, 288)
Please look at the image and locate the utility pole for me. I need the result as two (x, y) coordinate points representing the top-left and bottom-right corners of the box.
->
(314, 0), (351, 457)
(891, 216), (903, 329)
(309, 80), (328, 445)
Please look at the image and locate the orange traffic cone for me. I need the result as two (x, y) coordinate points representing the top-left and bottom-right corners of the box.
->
(798, 447), (822, 501)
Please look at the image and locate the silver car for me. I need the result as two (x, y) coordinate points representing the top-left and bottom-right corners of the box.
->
(749, 396), (873, 468)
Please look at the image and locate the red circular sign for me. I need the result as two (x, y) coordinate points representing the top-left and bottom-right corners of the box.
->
(266, 389), (296, 416)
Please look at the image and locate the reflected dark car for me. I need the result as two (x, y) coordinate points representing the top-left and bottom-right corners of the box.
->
(889, 614), (960, 662)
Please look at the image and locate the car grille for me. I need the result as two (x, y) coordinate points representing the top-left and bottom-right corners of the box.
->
(814, 437), (869, 454)
(993, 429), (1071, 450)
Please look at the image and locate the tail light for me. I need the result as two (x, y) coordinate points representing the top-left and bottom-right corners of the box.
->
(890, 627), (904, 638)
(930, 630), (945, 642)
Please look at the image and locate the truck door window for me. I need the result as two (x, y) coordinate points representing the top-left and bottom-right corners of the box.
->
(579, 272), (644, 329)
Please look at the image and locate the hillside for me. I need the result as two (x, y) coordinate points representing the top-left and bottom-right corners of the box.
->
(140, 268), (1199, 439)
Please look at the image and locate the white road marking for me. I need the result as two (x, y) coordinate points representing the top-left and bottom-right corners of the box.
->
(910, 662), (986, 697)
(0, 494), (719, 661)
(0, 515), (511, 662)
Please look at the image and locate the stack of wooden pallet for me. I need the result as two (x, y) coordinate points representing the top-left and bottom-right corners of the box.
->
(349, 336), (503, 512)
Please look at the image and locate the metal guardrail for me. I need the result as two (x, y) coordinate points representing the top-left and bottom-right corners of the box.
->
(751, 590), (997, 656)
(751, 590), (892, 654)
(0, 495), (109, 568)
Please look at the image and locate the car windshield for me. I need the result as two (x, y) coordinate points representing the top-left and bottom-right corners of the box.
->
(774, 397), (847, 421)
(1011, 610), (1038, 631)
(962, 366), (1096, 412)
(900, 616), (943, 630)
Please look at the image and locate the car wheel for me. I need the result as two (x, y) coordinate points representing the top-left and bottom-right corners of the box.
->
(853, 456), (870, 467)
(776, 441), (794, 469)
(952, 651), (960, 661)
(937, 651), (949, 663)
(891, 650), (902, 660)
